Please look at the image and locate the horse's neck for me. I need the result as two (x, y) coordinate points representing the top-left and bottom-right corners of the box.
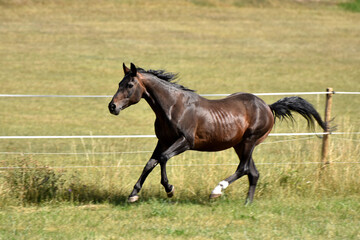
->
(142, 77), (179, 119)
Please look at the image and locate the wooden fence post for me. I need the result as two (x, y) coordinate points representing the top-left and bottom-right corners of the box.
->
(321, 87), (333, 165)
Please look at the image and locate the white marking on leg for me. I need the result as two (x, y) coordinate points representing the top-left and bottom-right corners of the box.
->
(211, 181), (229, 195)
(128, 195), (139, 203)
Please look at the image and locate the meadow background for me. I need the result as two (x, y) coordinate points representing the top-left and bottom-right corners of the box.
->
(0, 0), (360, 239)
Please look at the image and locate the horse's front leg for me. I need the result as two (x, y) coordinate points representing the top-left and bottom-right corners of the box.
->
(128, 158), (158, 203)
(128, 143), (162, 203)
(160, 162), (174, 197)
(159, 136), (190, 198)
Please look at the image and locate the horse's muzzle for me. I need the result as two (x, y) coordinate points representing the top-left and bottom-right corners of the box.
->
(108, 102), (119, 115)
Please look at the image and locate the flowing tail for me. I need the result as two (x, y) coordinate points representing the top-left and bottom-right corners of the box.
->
(269, 97), (328, 131)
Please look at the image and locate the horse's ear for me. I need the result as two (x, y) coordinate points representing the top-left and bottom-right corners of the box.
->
(123, 63), (130, 75)
(130, 63), (137, 77)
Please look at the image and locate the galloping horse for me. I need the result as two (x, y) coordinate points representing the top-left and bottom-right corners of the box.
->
(109, 63), (327, 203)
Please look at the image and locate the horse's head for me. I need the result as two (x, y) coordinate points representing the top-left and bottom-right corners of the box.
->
(108, 63), (145, 115)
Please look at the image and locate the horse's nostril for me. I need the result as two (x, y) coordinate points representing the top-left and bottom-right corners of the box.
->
(109, 102), (116, 112)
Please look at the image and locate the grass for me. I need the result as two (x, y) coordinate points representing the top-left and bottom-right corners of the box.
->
(0, 197), (359, 239)
(339, 0), (360, 12)
(0, 0), (360, 239)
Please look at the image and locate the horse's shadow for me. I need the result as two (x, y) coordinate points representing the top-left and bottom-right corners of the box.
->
(68, 187), (213, 206)
(108, 192), (239, 207)
(108, 195), (211, 207)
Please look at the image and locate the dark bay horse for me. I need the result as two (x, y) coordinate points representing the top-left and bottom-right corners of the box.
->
(108, 63), (328, 203)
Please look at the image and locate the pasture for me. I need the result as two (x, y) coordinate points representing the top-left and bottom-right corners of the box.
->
(1, 0), (360, 239)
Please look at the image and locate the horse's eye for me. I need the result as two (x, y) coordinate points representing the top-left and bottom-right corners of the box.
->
(127, 83), (134, 89)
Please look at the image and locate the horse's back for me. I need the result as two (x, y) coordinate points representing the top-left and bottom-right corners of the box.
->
(192, 92), (274, 151)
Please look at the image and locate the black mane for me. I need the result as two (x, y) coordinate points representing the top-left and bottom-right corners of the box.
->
(138, 68), (195, 92)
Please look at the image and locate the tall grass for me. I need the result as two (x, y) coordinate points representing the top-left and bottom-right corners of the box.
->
(1, 128), (358, 206)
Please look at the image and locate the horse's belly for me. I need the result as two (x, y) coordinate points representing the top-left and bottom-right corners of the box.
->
(193, 126), (244, 151)
(193, 140), (241, 151)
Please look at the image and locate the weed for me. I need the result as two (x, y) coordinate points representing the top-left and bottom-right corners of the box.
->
(339, 0), (360, 12)
(3, 158), (62, 205)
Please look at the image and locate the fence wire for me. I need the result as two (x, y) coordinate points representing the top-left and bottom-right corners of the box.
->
(1, 135), (359, 170)
(2, 134), (360, 156)
(1, 162), (360, 170)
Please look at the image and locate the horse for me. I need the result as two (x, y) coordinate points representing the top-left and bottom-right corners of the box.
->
(108, 63), (328, 204)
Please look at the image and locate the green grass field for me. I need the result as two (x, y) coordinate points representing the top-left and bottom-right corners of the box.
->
(1, 0), (360, 239)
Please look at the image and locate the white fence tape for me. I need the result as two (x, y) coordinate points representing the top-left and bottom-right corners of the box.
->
(0, 91), (359, 98)
(0, 135), (156, 139)
(0, 94), (112, 98)
(0, 137), (319, 156)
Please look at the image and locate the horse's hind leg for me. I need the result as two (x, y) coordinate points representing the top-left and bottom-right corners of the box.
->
(210, 141), (258, 204)
(246, 158), (259, 204)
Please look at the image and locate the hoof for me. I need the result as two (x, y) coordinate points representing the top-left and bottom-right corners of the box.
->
(167, 186), (175, 198)
(128, 195), (139, 203)
(245, 198), (253, 206)
(210, 181), (228, 200)
(209, 193), (222, 199)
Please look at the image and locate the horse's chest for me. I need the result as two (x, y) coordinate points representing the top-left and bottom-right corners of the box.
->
(154, 118), (180, 143)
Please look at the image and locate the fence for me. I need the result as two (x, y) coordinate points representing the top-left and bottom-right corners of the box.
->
(1, 89), (359, 169)
(1, 91), (359, 98)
